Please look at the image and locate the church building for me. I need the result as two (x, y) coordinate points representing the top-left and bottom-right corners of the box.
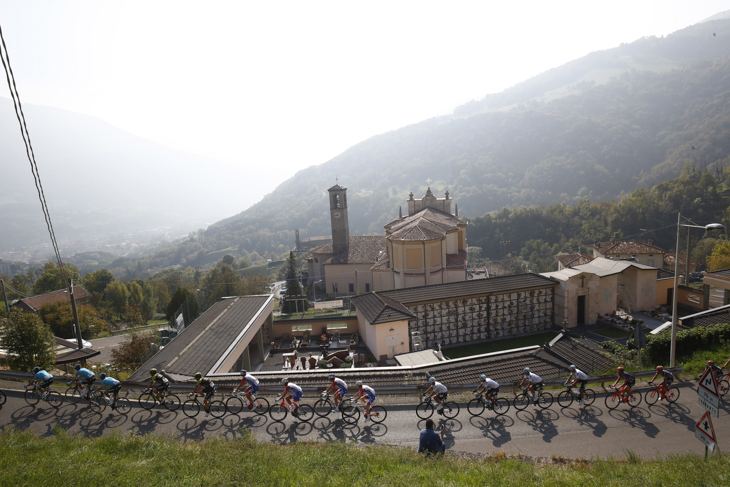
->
(308, 184), (467, 295)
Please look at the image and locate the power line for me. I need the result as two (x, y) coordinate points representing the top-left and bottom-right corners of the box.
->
(0, 24), (66, 280)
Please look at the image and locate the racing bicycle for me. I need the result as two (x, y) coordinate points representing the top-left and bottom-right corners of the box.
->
(268, 394), (314, 422)
(138, 388), (182, 411)
(182, 392), (226, 418)
(605, 385), (641, 409)
(645, 381), (679, 405)
(342, 395), (387, 424)
(416, 394), (459, 419)
(225, 389), (269, 415)
(24, 384), (63, 408)
(467, 391), (510, 416)
(514, 385), (553, 410)
(557, 383), (596, 408)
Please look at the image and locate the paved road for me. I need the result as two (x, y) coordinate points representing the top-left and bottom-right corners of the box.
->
(1, 382), (727, 459)
(88, 335), (130, 364)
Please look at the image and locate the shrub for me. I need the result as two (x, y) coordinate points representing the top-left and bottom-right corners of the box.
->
(641, 323), (730, 364)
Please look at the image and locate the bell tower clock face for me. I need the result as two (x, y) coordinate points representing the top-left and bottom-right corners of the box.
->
(333, 211), (341, 219)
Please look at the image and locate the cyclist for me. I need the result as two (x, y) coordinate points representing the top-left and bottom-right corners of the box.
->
(352, 380), (376, 422)
(145, 368), (170, 401)
(565, 365), (588, 405)
(611, 366), (635, 397)
(279, 378), (303, 416)
(423, 377), (447, 414)
(519, 367), (543, 405)
(647, 365), (674, 400)
(706, 360), (724, 382)
(474, 374), (499, 406)
(193, 372), (216, 416)
(94, 372), (122, 409)
(29, 366), (54, 399)
(324, 373), (348, 413)
(68, 364), (96, 399)
(234, 370), (260, 409)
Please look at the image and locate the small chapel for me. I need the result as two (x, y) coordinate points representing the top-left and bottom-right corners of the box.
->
(308, 184), (467, 295)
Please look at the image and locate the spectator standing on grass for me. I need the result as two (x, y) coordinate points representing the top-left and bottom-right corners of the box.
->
(418, 418), (445, 454)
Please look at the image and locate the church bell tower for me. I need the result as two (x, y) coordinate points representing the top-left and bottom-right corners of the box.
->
(328, 184), (350, 256)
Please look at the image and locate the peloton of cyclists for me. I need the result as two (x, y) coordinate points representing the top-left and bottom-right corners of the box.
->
(324, 373), (348, 413)
(423, 377), (448, 414)
(565, 365), (588, 406)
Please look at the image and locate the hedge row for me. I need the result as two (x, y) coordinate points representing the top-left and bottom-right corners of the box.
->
(629, 322), (730, 364)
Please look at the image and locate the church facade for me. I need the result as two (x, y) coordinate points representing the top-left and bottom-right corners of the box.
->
(308, 184), (467, 296)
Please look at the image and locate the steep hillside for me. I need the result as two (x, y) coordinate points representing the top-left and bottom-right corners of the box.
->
(195, 17), (730, 261)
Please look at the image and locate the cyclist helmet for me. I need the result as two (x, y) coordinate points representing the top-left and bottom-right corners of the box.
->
(150, 368), (157, 375)
(656, 365), (664, 371)
(356, 380), (362, 386)
(328, 373), (335, 379)
(240, 370), (247, 376)
(194, 372), (202, 379)
(428, 377), (436, 384)
(99, 373), (106, 380)
(617, 366), (624, 373)
(74, 364), (81, 370)
(33, 366), (40, 373)
(523, 367), (530, 373)
(281, 377), (289, 384)
(569, 365), (576, 371)
(479, 374), (486, 381)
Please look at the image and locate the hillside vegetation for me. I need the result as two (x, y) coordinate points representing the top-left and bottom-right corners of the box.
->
(121, 18), (730, 273)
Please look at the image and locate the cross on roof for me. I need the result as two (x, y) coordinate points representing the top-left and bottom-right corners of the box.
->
(426, 177), (432, 186)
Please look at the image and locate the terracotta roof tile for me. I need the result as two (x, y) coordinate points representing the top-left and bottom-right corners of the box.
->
(592, 241), (666, 256)
(556, 253), (595, 268)
(17, 286), (91, 313)
(386, 207), (464, 242)
(312, 236), (387, 265)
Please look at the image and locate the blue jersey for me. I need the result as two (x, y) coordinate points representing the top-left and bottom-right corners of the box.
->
(100, 377), (121, 388)
(244, 375), (260, 388)
(34, 370), (53, 381)
(75, 368), (95, 379)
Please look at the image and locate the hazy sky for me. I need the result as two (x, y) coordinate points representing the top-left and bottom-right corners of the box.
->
(1, 1), (729, 210)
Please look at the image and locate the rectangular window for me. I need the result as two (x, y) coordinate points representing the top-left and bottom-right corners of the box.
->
(332, 283), (338, 293)
(349, 283), (354, 293)
(327, 322), (347, 330)
(292, 324), (312, 332)
(365, 283), (370, 293)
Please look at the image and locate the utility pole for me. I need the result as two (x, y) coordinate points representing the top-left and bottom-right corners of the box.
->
(1, 279), (10, 315)
(68, 278), (83, 349)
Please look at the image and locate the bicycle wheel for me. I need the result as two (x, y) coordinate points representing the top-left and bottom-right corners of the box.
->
(138, 392), (157, 410)
(294, 404), (314, 422)
(252, 397), (269, 415)
(66, 387), (83, 405)
(24, 388), (41, 406)
(416, 402), (434, 419)
(583, 388), (596, 406)
(209, 400), (227, 418)
(492, 397), (510, 416)
(226, 396), (245, 415)
(605, 393), (620, 410)
(47, 391), (63, 408)
(719, 377), (729, 397)
(441, 401), (460, 419)
(162, 393), (181, 411)
(342, 405), (360, 424)
(313, 398), (334, 417)
(627, 391), (642, 408)
(89, 395), (106, 413)
(537, 392), (553, 409)
(467, 398), (485, 416)
(182, 399), (201, 418)
(116, 397), (131, 415)
(665, 386), (680, 404)
(644, 388), (659, 406)
(0, 389), (6, 406)
(269, 404), (288, 422)
(557, 390), (574, 408)
(369, 405), (387, 424)
(513, 393), (530, 411)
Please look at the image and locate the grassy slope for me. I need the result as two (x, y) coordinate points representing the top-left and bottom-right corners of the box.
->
(443, 332), (559, 359)
(0, 429), (728, 487)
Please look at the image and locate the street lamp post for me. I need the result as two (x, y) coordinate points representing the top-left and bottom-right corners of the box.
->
(313, 280), (322, 316)
(670, 213), (724, 367)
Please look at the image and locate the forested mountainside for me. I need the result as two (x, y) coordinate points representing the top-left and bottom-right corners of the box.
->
(128, 17), (730, 272)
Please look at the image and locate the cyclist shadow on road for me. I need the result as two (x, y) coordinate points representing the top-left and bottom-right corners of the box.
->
(127, 409), (177, 435)
(220, 413), (267, 433)
(267, 420), (313, 444)
(78, 411), (130, 437)
(608, 407), (660, 438)
(561, 406), (607, 438)
(515, 409), (559, 443)
(468, 416), (513, 448)
(645, 402), (694, 433)
(10, 404), (66, 435)
(310, 416), (356, 443)
(341, 423), (388, 444)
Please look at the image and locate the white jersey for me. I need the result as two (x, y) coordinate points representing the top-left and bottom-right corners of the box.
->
(333, 378), (347, 391)
(245, 375), (260, 387)
(432, 381), (447, 393)
(525, 372), (542, 384)
(482, 378), (499, 389)
(572, 369), (588, 381)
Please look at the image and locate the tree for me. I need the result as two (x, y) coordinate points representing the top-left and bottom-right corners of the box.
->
(122, 305), (146, 326)
(166, 287), (199, 323)
(110, 332), (156, 367)
(39, 301), (110, 339)
(82, 269), (116, 295)
(282, 251), (308, 313)
(707, 241), (730, 271)
(32, 262), (81, 295)
(0, 308), (55, 371)
(105, 280), (130, 317)
(127, 281), (144, 307)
